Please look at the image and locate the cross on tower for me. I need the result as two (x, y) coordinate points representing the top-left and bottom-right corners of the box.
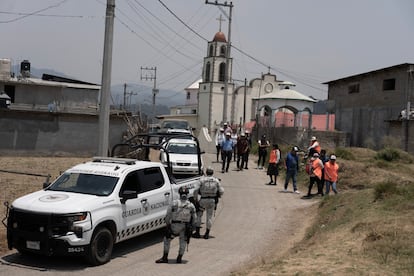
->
(216, 14), (226, 32)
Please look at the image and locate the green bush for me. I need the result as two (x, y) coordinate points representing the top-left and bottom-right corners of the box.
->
(375, 147), (401, 162)
(374, 180), (398, 201)
(335, 147), (355, 160)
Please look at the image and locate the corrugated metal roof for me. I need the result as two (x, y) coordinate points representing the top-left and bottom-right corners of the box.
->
(5, 77), (101, 90)
(323, 63), (413, 84)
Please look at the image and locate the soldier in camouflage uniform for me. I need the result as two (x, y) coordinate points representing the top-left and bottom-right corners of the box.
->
(156, 187), (196, 264)
(192, 167), (224, 239)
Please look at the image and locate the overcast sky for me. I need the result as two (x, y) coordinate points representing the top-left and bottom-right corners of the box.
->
(1, 0), (413, 101)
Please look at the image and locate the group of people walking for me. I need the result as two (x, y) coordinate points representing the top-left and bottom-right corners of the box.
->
(215, 123), (252, 173)
(304, 141), (339, 197)
(155, 129), (340, 264)
(252, 134), (340, 197)
(156, 167), (224, 264)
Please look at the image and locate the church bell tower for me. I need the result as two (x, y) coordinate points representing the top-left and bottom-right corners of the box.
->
(197, 31), (234, 132)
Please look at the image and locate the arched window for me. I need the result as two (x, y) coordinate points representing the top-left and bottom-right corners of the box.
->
(209, 45), (214, 57)
(220, 45), (226, 56)
(219, 62), (226, 82)
(205, 62), (211, 82)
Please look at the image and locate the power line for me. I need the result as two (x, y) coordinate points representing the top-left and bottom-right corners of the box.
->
(0, 0), (69, 23)
(0, 11), (97, 19)
(158, 0), (208, 43)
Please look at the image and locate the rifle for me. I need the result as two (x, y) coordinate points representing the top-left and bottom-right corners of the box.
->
(214, 190), (221, 216)
(165, 224), (173, 239)
(185, 220), (193, 252)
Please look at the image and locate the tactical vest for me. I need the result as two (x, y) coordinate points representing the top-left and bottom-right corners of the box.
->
(200, 176), (218, 197)
(171, 200), (192, 222)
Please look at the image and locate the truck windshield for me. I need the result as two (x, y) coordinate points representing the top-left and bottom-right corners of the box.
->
(162, 120), (189, 129)
(167, 143), (198, 154)
(47, 173), (119, 196)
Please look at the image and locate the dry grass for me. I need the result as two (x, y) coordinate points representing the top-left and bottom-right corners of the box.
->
(0, 156), (89, 254)
(1, 148), (414, 275)
(231, 147), (414, 275)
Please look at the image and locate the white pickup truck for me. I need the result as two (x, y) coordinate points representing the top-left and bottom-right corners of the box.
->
(5, 136), (203, 266)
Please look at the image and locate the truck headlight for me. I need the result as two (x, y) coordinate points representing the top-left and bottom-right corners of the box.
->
(53, 212), (90, 238)
(68, 212), (89, 238)
(66, 212), (88, 223)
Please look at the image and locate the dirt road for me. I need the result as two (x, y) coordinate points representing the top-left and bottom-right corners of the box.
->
(0, 153), (317, 275)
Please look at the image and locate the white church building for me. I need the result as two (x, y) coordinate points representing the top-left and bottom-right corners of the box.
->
(168, 30), (316, 134)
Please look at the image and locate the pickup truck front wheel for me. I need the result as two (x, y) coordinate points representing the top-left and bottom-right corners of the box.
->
(87, 227), (114, 266)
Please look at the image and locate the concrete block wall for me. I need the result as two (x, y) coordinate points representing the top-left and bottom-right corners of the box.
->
(0, 109), (127, 156)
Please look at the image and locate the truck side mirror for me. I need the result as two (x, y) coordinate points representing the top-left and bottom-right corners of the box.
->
(120, 190), (137, 204)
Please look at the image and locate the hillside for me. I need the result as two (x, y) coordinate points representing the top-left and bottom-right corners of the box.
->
(1, 148), (413, 275)
(232, 147), (414, 275)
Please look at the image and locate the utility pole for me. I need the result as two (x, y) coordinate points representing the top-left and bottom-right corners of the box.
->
(98, 0), (115, 156)
(140, 66), (158, 122)
(123, 83), (127, 110)
(243, 77), (247, 126)
(404, 65), (414, 151)
(205, 0), (233, 124)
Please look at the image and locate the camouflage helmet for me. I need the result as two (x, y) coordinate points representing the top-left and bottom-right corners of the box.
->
(206, 167), (214, 176)
(178, 186), (189, 195)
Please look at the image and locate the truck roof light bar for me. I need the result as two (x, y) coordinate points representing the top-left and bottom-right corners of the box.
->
(92, 157), (136, 165)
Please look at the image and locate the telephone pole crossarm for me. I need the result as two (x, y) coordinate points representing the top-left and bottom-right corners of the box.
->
(140, 66), (158, 121)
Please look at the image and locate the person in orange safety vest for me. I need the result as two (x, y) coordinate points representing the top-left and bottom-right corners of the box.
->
(305, 152), (324, 197)
(324, 154), (339, 195)
(307, 136), (321, 157)
(266, 144), (281, 185)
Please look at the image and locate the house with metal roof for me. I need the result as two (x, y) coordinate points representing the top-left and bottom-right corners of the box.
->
(324, 63), (414, 152)
(0, 59), (127, 155)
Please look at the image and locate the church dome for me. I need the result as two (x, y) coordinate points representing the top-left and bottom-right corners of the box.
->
(213, 31), (227, 43)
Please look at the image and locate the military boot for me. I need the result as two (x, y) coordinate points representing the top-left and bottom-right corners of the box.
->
(176, 254), (183, 263)
(192, 227), (201, 238)
(155, 253), (168, 263)
(203, 229), (210, 239)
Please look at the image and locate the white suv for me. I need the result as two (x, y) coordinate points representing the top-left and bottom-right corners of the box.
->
(161, 138), (203, 176)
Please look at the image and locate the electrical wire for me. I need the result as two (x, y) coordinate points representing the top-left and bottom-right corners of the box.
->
(158, 0), (208, 43)
(0, 0), (69, 23)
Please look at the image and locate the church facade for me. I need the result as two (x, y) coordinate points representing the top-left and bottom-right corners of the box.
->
(170, 30), (316, 134)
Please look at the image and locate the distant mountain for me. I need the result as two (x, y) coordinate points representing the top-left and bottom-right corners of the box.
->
(110, 83), (184, 109)
(11, 65), (185, 112)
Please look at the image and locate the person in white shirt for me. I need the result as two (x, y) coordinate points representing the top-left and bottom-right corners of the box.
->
(215, 128), (225, 162)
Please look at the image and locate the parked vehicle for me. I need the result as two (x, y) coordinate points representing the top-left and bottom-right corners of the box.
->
(4, 134), (203, 266)
(160, 137), (204, 176)
(157, 119), (194, 135)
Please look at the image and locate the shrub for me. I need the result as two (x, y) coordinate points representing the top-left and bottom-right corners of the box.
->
(374, 180), (398, 201)
(335, 147), (355, 160)
(375, 147), (400, 162)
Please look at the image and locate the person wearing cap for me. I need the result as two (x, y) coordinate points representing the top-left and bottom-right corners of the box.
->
(155, 187), (196, 264)
(193, 167), (224, 239)
(220, 132), (234, 173)
(284, 146), (300, 193)
(231, 130), (238, 162)
(257, 134), (270, 169)
(236, 132), (249, 171)
(223, 122), (232, 135)
(324, 154), (339, 195)
(305, 152), (325, 197)
(215, 128), (225, 162)
(307, 136), (321, 157)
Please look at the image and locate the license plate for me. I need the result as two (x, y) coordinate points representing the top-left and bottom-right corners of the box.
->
(26, 241), (40, 250)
